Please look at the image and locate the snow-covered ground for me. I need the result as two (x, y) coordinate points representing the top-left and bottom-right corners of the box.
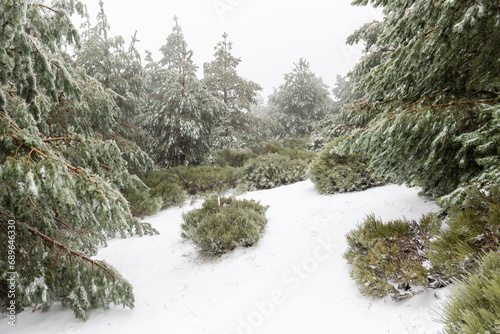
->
(1, 180), (450, 334)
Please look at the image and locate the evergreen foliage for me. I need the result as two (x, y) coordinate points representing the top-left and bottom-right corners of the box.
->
(203, 33), (262, 113)
(351, 0), (500, 100)
(269, 59), (333, 137)
(77, 1), (147, 120)
(239, 154), (308, 190)
(438, 251), (500, 334)
(344, 214), (442, 300)
(210, 147), (258, 168)
(74, 2), (154, 175)
(0, 0), (157, 319)
(181, 196), (268, 256)
(173, 165), (238, 196)
(123, 165), (238, 217)
(324, 0), (500, 204)
(203, 33), (264, 149)
(140, 169), (187, 209)
(138, 18), (226, 167)
(309, 141), (381, 194)
(429, 187), (500, 281)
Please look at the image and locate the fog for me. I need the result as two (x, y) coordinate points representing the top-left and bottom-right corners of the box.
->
(79, 0), (382, 99)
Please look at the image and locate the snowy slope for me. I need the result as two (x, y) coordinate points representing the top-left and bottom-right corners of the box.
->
(1, 180), (449, 334)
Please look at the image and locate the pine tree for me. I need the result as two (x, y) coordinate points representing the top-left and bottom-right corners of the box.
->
(75, 1), (154, 175)
(270, 59), (333, 137)
(138, 17), (225, 167)
(203, 33), (262, 113)
(203, 33), (271, 148)
(325, 0), (500, 203)
(0, 0), (156, 319)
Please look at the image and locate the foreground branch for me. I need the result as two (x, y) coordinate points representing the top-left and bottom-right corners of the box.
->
(0, 212), (116, 279)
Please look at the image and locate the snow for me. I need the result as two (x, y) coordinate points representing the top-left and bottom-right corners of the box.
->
(1, 180), (450, 334)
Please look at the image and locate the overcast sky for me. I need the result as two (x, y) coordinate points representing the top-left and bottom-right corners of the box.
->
(78, 0), (383, 101)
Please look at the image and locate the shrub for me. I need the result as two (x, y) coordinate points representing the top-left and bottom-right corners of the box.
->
(429, 187), (500, 281)
(181, 196), (269, 255)
(239, 154), (309, 190)
(344, 214), (442, 300)
(281, 136), (310, 151)
(438, 251), (500, 334)
(173, 165), (238, 195)
(121, 184), (163, 218)
(141, 170), (187, 209)
(279, 147), (316, 162)
(309, 142), (382, 194)
(211, 148), (257, 168)
(247, 140), (282, 155)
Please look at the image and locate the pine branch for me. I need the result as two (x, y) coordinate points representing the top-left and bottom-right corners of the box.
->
(36, 4), (61, 15)
(42, 136), (71, 143)
(1, 213), (117, 279)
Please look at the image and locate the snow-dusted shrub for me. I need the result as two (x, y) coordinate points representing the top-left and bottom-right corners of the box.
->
(429, 187), (500, 281)
(181, 196), (269, 255)
(211, 148), (257, 168)
(121, 184), (163, 218)
(309, 142), (381, 194)
(344, 214), (441, 300)
(174, 166), (238, 195)
(141, 170), (187, 208)
(439, 251), (500, 334)
(247, 140), (282, 156)
(281, 136), (311, 151)
(239, 154), (308, 190)
(123, 169), (187, 217)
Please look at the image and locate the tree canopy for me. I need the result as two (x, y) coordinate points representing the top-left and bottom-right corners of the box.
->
(270, 58), (333, 137)
(0, 0), (156, 319)
(321, 0), (500, 205)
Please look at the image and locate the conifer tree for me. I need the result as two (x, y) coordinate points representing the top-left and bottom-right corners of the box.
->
(138, 17), (225, 167)
(203, 33), (269, 148)
(203, 33), (262, 113)
(270, 59), (333, 137)
(326, 0), (500, 202)
(0, 0), (156, 319)
(75, 1), (154, 175)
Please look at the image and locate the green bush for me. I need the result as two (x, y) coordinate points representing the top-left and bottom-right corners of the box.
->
(211, 148), (257, 168)
(173, 165), (238, 195)
(309, 142), (382, 194)
(121, 184), (163, 218)
(279, 147), (316, 162)
(239, 154), (309, 190)
(438, 251), (500, 334)
(122, 169), (187, 217)
(141, 170), (187, 209)
(181, 196), (269, 255)
(281, 136), (310, 151)
(344, 214), (441, 300)
(247, 140), (282, 155)
(429, 187), (500, 281)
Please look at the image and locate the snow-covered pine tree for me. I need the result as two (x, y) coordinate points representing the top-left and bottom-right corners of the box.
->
(78, 1), (147, 120)
(75, 1), (154, 175)
(270, 58), (333, 137)
(0, 0), (157, 319)
(203, 33), (270, 148)
(203, 33), (262, 113)
(138, 17), (226, 167)
(328, 0), (500, 203)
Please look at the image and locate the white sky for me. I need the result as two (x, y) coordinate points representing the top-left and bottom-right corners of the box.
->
(78, 0), (383, 101)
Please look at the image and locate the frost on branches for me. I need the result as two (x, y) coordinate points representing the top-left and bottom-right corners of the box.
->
(0, 0), (157, 319)
(325, 0), (500, 204)
(270, 59), (333, 137)
(138, 18), (225, 167)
